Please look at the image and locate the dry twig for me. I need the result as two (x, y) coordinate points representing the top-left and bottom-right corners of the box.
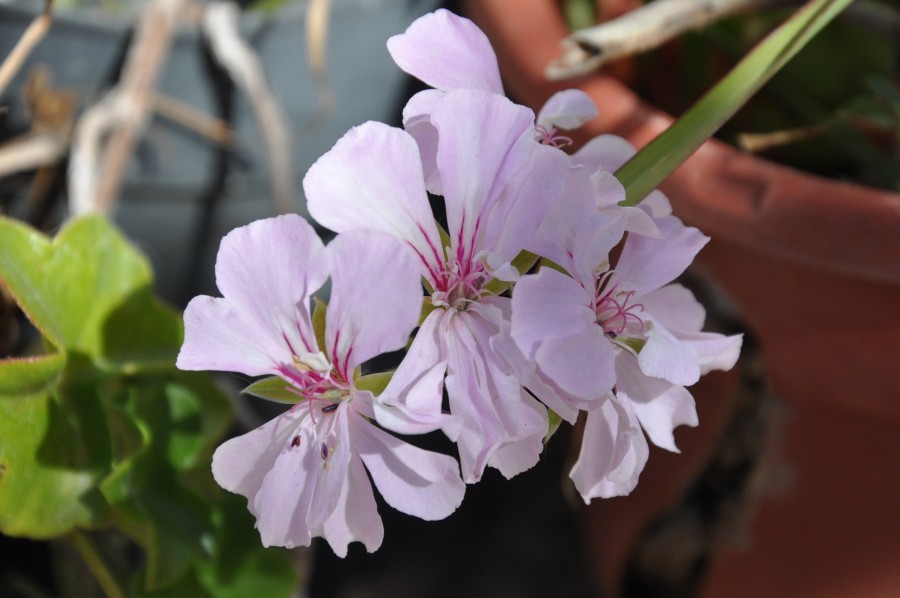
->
(70, 0), (187, 215)
(547, 0), (779, 80)
(204, 2), (295, 215)
(0, 0), (53, 97)
(0, 132), (67, 178)
(306, 0), (336, 120)
(151, 92), (233, 147)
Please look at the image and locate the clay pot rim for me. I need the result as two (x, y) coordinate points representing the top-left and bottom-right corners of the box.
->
(465, 0), (900, 285)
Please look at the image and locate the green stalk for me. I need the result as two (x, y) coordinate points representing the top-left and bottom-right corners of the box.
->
(616, 0), (855, 206)
(68, 531), (126, 598)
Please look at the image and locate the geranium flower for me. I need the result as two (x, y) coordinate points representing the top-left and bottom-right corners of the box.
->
(511, 214), (743, 499)
(177, 215), (465, 555)
(387, 8), (599, 187)
(304, 89), (570, 483)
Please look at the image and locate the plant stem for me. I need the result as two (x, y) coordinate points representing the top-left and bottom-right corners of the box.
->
(68, 531), (126, 598)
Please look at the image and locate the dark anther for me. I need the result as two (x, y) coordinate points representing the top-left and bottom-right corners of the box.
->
(322, 403), (338, 413)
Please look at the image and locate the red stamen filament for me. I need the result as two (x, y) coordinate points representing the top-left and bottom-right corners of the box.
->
(535, 124), (573, 148)
(280, 363), (348, 424)
(595, 280), (646, 337)
(434, 256), (490, 309)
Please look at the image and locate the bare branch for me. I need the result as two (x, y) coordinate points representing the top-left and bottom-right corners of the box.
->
(0, 132), (67, 178)
(84, 0), (187, 215)
(151, 92), (233, 147)
(69, 91), (129, 216)
(546, 0), (779, 80)
(204, 2), (295, 215)
(0, 1), (53, 97)
(306, 0), (336, 119)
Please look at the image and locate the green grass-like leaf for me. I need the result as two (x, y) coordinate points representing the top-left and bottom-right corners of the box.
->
(616, 0), (855, 205)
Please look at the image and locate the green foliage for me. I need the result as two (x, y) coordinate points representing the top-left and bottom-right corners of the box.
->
(0, 215), (298, 595)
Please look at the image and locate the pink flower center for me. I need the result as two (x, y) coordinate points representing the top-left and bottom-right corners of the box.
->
(433, 256), (490, 310)
(278, 360), (349, 424)
(535, 124), (573, 149)
(594, 273), (646, 337)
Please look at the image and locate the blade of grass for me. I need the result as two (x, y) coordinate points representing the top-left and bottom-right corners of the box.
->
(616, 0), (855, 206)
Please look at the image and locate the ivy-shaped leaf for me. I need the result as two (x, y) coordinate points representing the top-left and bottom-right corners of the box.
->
(0, 216), (192, 538)
(0, 382), (110, 537)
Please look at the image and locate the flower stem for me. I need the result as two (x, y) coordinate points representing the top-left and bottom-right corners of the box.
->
(67, 531), (126, 598)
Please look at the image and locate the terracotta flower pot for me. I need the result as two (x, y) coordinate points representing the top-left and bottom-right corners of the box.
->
(462, 0), (900, 596)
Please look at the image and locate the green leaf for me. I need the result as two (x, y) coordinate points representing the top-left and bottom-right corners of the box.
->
(0, 215), (182, 372)
(562, 0), (597, 31)
(195, 494), (298, 598)
(419, 297), (436, 326)
(0, 352), (65, 397)
(616, 0), (855, 205)
(104, 377), (223, 591)
(242, 376), (300, 404)
(0, 384), (110, 538)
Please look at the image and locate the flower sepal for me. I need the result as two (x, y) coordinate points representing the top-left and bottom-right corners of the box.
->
(354, 371), (393, 396)
(242, 376), (304, 405)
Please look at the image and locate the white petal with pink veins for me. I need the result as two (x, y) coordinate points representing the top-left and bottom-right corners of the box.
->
(430, 90), (535, 263)
(611, 216), (709, 298)
(304, 122), (444, 285)
(325, 230), (422, 376)
(178, 215), (326, 375)
(638, 319), (702, 386)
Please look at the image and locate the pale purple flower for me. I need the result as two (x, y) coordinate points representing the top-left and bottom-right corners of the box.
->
(387, 8), (599, 190)
(303, 88), (570, 483)
(511, 215), (743, 500)
(177, 215), (464, 555)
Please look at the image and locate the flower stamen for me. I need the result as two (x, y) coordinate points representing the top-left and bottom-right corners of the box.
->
(594, 274), (646, 337)
(535, 124), (573, 148)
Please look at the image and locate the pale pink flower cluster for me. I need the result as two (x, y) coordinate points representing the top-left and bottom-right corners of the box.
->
(177, 9), (741, 555)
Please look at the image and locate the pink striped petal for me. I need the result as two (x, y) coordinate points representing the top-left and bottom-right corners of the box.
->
(304, 121), (444, 286)
(430, 90), (535, 263)
(325, 230), (422, 376)
(178, 215), (325, 376)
